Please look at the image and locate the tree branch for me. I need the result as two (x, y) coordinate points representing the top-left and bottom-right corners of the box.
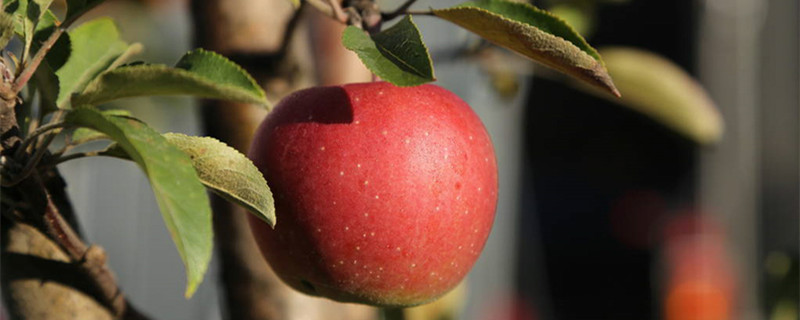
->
(11, 27), (64, 94)
(381, 0), (417, 21)
(28, 172), (150, 319)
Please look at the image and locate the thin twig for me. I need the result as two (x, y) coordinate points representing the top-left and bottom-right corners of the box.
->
(29, 173), (133, 318)
(4, 111), (67, 187)
(39, 150), (100, 170)
(11, 27), (64, 94)
(381, 0), (417, 21)
(14, 121), (68, 156)
(406, 10), (434, 16)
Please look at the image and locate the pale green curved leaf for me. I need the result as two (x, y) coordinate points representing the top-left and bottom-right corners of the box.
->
(433, 0), (619, 96)
(73, 48), (268, 107)
(343, 15), (434, 87)
(597, 47), (723, 144)
(54, 18), (129, 108)
(65, 108), (213, 298)
(164, 133), (276, 227)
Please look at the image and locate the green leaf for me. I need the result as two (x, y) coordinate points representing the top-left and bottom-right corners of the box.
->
(72, 48), (269, 107)
(65, 0), (105, 23)
(65, 108), (213, 297)
(163, 133), (276, 227)
(342, 15), (434, 87)
(433, 0), (619, 97)
(54, 18), (129, 108)
(4, 0), (55, 51)
(0, 11), (13, 48)
(595, 47), (723, 144)
(70, 109), (132, 144)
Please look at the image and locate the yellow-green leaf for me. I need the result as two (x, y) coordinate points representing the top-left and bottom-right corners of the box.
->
(433, 0), (619, 97)
(596, 47), (723, 144)
(164, 133), (276, 227)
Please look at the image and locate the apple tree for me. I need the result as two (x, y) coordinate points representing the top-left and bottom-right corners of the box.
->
(0, 0), (718, 319)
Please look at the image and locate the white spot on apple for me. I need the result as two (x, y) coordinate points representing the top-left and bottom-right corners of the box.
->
(319, 146), (326, 151)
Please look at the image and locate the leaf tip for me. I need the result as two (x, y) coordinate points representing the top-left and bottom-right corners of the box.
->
(184, 282), (199, 299)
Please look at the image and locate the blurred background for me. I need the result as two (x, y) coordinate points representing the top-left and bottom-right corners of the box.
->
(13, 0), (797, 319)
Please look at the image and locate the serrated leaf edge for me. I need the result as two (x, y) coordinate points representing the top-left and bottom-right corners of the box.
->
(433, 5), (619, 97)
(177, 48), (267, 101)
(74, 64), (268, 106)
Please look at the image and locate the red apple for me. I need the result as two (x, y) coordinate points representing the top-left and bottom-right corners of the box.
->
(247, 82), (498, 307)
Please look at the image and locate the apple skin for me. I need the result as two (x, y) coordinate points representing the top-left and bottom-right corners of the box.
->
(248, 82), (497, 307)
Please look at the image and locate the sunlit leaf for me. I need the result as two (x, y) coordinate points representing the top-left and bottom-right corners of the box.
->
(0, 11), (14, 48)
(4, 0), (55, 51)
(53, 18), (129, 108)
(164, 133), (276, 227)
(433, 0), (619, 96)
(65, 107), (213, 297)
(73, 48), (268, 107)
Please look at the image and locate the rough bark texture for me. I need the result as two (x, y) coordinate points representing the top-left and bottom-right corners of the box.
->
(190, 1), (373, 319)
(1, 222), (115, 320)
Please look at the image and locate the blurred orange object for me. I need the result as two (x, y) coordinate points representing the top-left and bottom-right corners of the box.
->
(662, 213), (736, 320)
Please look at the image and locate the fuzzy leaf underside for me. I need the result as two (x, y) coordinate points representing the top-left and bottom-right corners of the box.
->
(433, 0), (619, 97)
(65, 108), (213, 298)
(596, 47), (723, 144)
(342, 15), (434, 87)
(163, 133), (276, 227)
(72, 48), (268, 107)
